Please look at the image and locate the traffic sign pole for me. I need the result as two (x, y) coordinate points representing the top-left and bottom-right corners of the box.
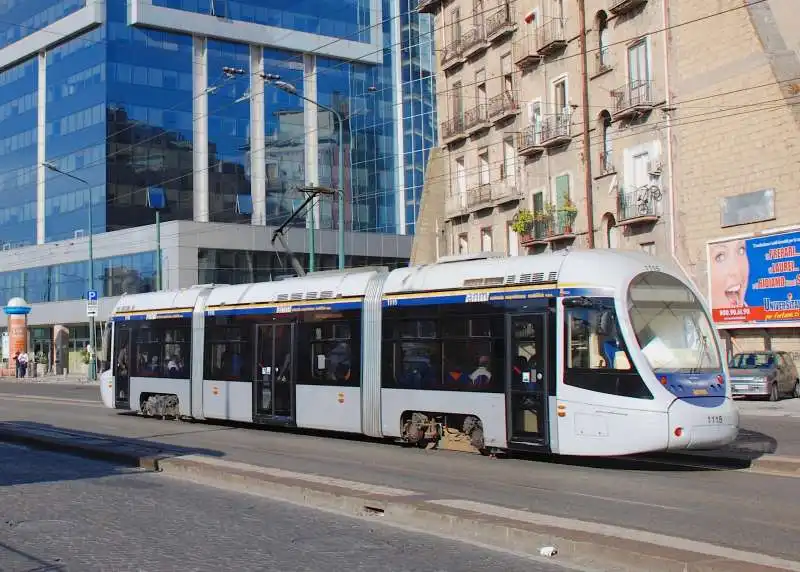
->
(87, 290), (98, 381)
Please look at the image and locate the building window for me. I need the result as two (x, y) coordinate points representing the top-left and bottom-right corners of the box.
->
(451, 8), (461, 41)
(640, 242), (656, 256)
(456, 156), (467, 197)
(458, 232), (469, 254)
(628, 39), (649, 85)
(554, 174), (570, 208)
(597, 11), (610, 69)
(507, 222), (519, 256)
(475, 68), (487, 108)
(480, 227), (493, 252)
(600, 110), (613, 173)
(501, 137), (515, 182)
(478, 149), (490, 186)
(553, 77), (568, 115)
(501, 53), (513, 95)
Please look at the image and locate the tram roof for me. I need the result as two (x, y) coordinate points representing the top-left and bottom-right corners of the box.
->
(114, 284), (214, 314)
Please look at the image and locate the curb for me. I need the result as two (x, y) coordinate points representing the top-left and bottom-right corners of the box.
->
(641, 450), (800, 475)
(2, 428), (799, 572)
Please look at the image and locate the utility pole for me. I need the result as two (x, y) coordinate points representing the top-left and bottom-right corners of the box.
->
(578, 0), (595, 248)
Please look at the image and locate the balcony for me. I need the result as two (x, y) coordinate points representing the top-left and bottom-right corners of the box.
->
(485, 8), (516, 42)
(596, 151), (616, 177)
(617, 184), (662, 225)
(467, 184), (493, 209)
(513, 33), (542, 68)
(464, 104), (491, 135)
(441, 115), (466, 145)
(517, 124), (544, 157)
(445, 191), (468, 219)
(611, 80), (656, 119)
(610, 0), (648, 16)
(519, 208), (577, 246)
(416, 0), (442, 14)
(488, 91), (520, 123)
(592, 48), (613, 78)
(537, 18), (567, 57)
(540, 112), (572, 148)
(461, 26), (489, 59)
(440, 39), (464, 71)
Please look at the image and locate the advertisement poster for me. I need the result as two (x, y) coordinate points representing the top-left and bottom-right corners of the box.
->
(708, 229), (800, 325)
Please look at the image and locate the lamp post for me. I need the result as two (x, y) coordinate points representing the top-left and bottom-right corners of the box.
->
(42, 161), (97, 380)
(146, 187), (166, 290)
(263, 75), (347, 271)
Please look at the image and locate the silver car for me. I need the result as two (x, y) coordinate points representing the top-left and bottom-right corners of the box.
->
(729, 351), (800, 401)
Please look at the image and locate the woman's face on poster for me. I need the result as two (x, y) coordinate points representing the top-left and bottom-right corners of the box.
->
(710, 239), (749, 307)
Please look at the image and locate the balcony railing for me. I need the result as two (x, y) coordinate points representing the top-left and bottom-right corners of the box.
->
(610, 0), (648, 16)
(416, 0), (442, 14)
(445, 190), (468, 219)
(441, 39), (463, 69)
(598, 151), (615, 176)
(488, 91), (520, 122)
(441, 115), (466, 144)
(537, 18), (567, 56)
(520, 208), (577, 244)
(517, 123), (544, 156)
(611, 80), (656, 119)
(540, 112), (572, 147)
(617, 184), (662, 223)
(485, 8), (516, 41)
(461, 26), (488, 58)
(467, 184), (493, 208)
(593, 48), (613, 77)
(464, 104), (490, 134)
(513, 33), (542, 68)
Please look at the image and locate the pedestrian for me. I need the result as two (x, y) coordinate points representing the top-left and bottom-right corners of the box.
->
(13, 351), (20, 378)
(18, 350), (28, 379)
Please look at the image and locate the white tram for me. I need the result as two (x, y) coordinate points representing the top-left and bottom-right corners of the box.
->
(99, 249), (739, 457)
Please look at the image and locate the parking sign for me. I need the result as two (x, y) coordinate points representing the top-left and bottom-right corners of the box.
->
(86, 290), (98, 317)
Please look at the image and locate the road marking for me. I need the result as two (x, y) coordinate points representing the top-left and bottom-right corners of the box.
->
(429, 498), (800, 571)
(0, 394), (102, 407)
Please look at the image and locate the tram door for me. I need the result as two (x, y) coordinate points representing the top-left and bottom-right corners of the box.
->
(254, 323), (295, 422)
(112, 323), (131, 409)
(507, 313), (550, 448)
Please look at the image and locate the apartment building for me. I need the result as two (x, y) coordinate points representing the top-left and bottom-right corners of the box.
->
(417, 0), (669, 259)
(415, 0), (800, 359)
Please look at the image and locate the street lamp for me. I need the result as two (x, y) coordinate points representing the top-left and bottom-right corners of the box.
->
(146, 187), (166, 291)
(264, 75), (347, 271)
(42, 161), (97, 380)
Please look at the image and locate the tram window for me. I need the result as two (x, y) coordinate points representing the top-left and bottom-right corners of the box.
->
(306, 320), (358, 387)
(131, 319), (192, 379)
(564, 302), (652, 399)
(204, 319), (252, 382)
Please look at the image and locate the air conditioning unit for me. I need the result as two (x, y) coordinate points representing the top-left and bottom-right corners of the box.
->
(648, 159), (663, 176)
(74, 229), (85, 238)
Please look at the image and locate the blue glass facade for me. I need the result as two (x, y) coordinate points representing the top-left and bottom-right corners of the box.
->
(45, 26), (106, 242)
(0, 0), (432, 316)
(0, 251), (157, 306)
(152, 0), (371, 43)
(207, 40), (251, 223)
(0, 56), (37, 247)
(106, 1), (194, 228)
(0, 0), (84, 50)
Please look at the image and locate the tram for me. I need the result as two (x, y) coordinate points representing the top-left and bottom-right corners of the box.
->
(99, 249), (738, 457)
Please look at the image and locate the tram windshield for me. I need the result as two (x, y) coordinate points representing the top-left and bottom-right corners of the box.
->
(627, 272), (721, 373)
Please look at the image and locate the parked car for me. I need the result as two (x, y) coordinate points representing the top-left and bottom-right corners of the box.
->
(729, 351), (800, 401)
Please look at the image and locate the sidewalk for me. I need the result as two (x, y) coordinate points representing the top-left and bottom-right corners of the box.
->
(0, 419), (798, 572)
(0, 374), (97, 385)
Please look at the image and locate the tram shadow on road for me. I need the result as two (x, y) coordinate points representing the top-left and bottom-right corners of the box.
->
(0, 420), (224, 488)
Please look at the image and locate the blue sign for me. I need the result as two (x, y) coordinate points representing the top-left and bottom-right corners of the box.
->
(87, 290), (98, 302)
(709, 229), (800, 324)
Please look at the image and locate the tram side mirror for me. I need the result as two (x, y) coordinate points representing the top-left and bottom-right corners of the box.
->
(316, 354), (327, 371)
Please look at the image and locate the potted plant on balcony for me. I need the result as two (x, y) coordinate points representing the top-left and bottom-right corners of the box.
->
(562, 198), (578, 234)
(511, 209), (534, 245)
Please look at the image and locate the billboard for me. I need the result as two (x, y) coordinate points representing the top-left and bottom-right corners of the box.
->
(708, 228), (800, 326)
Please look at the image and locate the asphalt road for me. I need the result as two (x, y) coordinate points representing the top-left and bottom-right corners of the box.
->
(1, 381), (800, 561)
(0, 443), (570, 572)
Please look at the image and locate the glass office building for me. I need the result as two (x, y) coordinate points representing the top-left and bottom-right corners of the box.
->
(0, 0), (433, 368)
